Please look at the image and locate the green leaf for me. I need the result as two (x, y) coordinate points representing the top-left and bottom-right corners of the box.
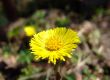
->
(65, 74), (76, 80)
(55, 17), (70, 26)
(17, 50), (33, 64)
(8, 27), (21, 38)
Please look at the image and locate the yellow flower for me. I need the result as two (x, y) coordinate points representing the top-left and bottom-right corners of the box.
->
(30, 27), (80, 64)
(24, 26), (36, 36)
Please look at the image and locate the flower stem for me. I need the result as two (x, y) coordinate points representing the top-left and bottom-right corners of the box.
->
(54, 65), (62, 80)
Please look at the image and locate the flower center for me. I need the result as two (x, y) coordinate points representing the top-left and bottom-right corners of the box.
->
(45, 37), (62, 51)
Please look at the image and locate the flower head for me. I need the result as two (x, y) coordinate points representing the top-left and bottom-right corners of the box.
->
(30, 27), (80, 64)
(24, 26), (36, 36)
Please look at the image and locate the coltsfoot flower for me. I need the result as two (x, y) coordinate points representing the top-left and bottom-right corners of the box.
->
(24, 26), (36, 36)
(30, 27), (80, 64)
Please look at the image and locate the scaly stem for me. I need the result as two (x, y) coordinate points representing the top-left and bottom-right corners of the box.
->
(54, 64), (62, 80)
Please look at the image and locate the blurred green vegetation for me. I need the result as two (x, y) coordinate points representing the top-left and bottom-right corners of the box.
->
(0, 0), (110, 80)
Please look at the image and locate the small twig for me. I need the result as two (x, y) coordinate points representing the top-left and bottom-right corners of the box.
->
(75, 71), (82, 80)
(66, 53), (91, 80)
(76, 55), (90, 70)
(18, 72), (47, 80)
(46, 68), (52, 80)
